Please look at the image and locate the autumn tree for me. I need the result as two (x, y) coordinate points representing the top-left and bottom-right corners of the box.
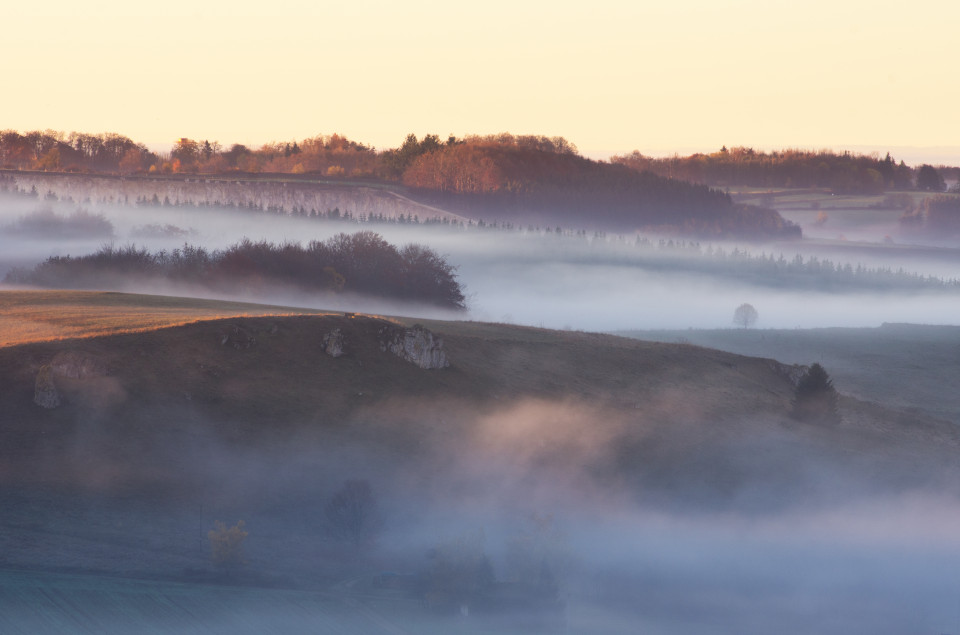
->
(171, 138), (200, 171)
(36, 147), (61, 171)
(0, 131), (35, 168)
(208, 520), (248, 566)
(381, 133), (445, 177)
(119, 147), (144, 174)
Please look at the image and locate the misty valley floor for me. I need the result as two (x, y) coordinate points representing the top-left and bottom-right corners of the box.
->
(3, 299), (960, 634)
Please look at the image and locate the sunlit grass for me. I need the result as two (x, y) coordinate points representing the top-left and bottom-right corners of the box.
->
(0, 290), (328, 347)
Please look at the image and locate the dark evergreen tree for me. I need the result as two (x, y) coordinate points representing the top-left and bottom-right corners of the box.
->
(916, 164), (947, 192)
(792, 363), (840, 423)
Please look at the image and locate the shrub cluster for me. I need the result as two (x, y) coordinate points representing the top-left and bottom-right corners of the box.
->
(4, 231), (466, 309)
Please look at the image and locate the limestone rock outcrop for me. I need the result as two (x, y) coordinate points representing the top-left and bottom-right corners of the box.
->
(50, 351), (107, 379)
(34, 365), (60, 409)
(322, 328), (345, 357)
(221, 325), (255, 349)
(378, 324), (449, 369)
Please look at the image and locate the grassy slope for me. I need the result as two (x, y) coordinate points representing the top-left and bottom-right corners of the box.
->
(0, 290), (329, 347)
(3, 291), (960, 632)
(2, 291), (956, 500)
(0, 307), (801, 448)
(620, 324), (960, 422)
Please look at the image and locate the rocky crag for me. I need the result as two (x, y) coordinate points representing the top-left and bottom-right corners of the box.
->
(378, 324), (449, 370)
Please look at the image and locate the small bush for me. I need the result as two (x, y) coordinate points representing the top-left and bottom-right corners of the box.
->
(208, 520), (248, 566)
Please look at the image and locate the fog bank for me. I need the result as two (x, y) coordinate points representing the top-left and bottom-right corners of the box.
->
(2, 193), (959, 330)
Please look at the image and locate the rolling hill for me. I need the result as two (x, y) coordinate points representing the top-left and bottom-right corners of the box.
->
(2, 291), (955, 509)
(2, 291), (959, 634)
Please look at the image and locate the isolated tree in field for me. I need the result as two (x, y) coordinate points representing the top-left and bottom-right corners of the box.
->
(733, 303), (758, 329)
(792, 363), (840, 423)
(325, 479), (379, 551)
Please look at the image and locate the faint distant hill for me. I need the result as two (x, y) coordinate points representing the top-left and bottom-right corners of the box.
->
(613, 147), (922, 194)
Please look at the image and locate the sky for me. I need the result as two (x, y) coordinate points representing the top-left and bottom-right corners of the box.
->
(3, 0), (960, 162)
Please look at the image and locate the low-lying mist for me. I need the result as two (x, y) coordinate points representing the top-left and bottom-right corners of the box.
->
(5, 186), (960, 634)
(8, 389), (960, 635)
(2, 192), (960, 330)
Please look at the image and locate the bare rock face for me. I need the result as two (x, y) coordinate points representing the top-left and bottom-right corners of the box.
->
(50, 351), (107, 379)
(378, 324), (449, 369)
(322, 328), (345, 357)
(220, 325), (255, 349)
(34, 364), (60, 409)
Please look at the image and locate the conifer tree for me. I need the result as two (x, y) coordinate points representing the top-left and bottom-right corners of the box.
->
(792, 363), (840, 423)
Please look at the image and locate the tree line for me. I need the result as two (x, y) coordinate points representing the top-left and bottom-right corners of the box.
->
(653, 241), (960, 292)
(3, 130), (954, 199)
(611, 147), (945, 194)
(1, 129), (806, 238)
(4, 231), (466, 309)
(900, 194), (960, 235)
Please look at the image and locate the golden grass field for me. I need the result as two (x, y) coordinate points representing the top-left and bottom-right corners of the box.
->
(0, 290), (328, 347)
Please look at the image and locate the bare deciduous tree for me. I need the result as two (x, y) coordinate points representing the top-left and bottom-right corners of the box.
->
(325, 479), (379, 550)
(733, 303), (758, 329)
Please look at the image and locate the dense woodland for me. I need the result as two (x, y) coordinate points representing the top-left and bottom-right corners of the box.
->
(4, 129), (958, 238)
(0, 130), (805, 238)
(396, 135), (799, 238)
(3, 130), (954, 194)
(4, 232), (466, 309)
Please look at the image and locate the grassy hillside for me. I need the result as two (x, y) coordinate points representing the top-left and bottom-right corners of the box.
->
(2, 291), (955, 506)
(0, 290), (327, 347)
(620, 324), (960, 422)
(1, 301), (801, 447)
(3, 292), (960, 634)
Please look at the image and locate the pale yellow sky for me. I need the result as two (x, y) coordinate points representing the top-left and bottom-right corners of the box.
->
(4, 0), (959, 160)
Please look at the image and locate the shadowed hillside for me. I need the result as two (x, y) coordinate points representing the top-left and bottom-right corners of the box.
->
(2, 293), (956, 508)
(3, 292), (960, 634)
